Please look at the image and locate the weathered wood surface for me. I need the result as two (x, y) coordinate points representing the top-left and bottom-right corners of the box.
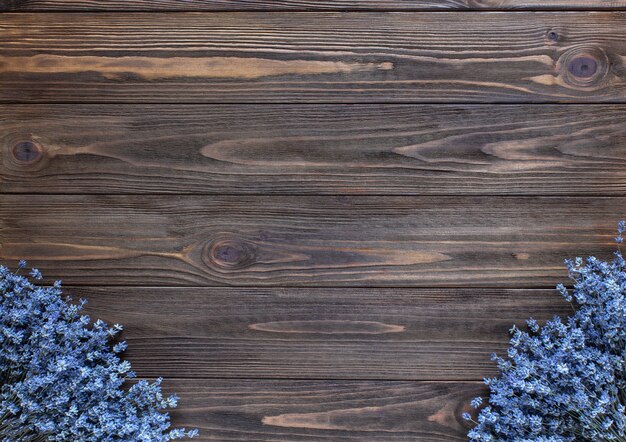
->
(0, 195), (621, 287)
(3, 104), (626, 195)
(77, 286), (568, 380)
(161, 379), (483, 441)
(2, 13), (626, 103)
(3, 0), (626, 11)
(1, 4), (624, 440)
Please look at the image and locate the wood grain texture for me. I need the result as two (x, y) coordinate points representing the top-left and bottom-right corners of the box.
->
(76, 286), (568, 380)
(160, 379), (484, 441)
(3, 0), (626, 11)
(3, 104), (626, 195)
(2, 12), (626, 103)
(0, 195), (622, 287)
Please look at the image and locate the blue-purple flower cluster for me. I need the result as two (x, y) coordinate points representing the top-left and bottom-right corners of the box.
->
(465, 221), (626, 441)
(0, 261), (198, 441)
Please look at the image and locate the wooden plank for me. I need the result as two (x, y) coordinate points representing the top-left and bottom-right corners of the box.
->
(161, 379), (484, 441)
(2, 13), (626, 103)
(0, 195), (622, 287)
(3, 0), (626, 11)
(75, 286), (568, 380)
(3, 104), (626, 195)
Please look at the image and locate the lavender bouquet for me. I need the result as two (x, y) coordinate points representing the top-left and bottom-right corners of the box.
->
(0, 261), (198, 441)
(465, 222), (626, 441)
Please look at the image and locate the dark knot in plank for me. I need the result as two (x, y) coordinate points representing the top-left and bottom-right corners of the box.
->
(568, 56), (598, 78)
(203, 238), (256, 270)
(546, 30), (559, 43)
(559, 46), (608, 88)
(11, 140), (43, 165)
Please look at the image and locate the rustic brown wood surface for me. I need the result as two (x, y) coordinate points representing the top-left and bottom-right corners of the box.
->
(2, 12), (626, 103)
(75, 287), (569, 380)
(3, 104), (626, 195)
(1, 4), (624, 440)
(0, 195), (622, 287)
(3, 0), (626, 10)
(159, 379), (485, 440)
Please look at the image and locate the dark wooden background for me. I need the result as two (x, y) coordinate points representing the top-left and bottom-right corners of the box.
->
(2, 1), (626, 440)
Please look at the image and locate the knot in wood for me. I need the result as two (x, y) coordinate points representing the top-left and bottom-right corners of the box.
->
(204, 238), (256, 270)
(11, 140), (43, 165)
(546, 30), (559, 43)
(568, 56), (597, 78)
(558, 46), (608, 88)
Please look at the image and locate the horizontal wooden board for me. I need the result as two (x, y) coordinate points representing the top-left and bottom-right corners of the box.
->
(0, 195), (622, 287)
(3, 0), (626, 11)
(3, 104), (626, 195)
(75, 286), (569, 380)
(2, 13), (626, 103)
(161, 379), (483, 441)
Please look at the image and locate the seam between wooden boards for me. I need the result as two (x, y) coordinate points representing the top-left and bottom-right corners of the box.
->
(2, 8), (626, 12)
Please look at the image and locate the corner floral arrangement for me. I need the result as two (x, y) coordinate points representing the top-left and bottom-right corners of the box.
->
(465, 221), (626, 441)
(0, 261), (198, 441)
